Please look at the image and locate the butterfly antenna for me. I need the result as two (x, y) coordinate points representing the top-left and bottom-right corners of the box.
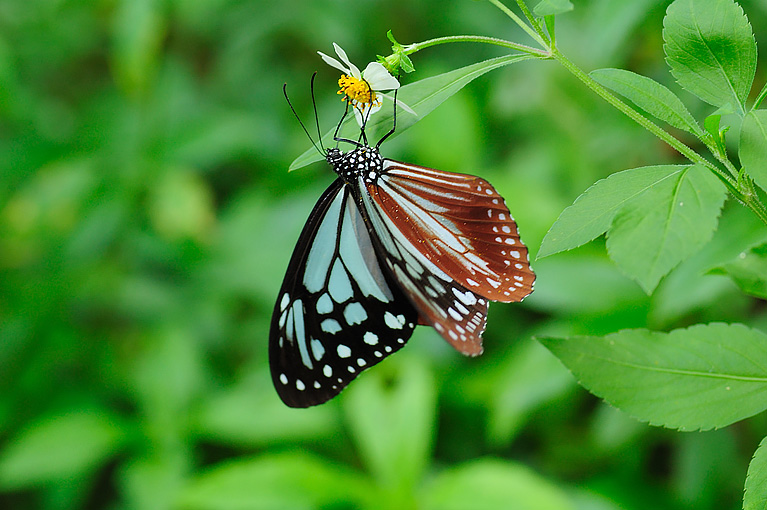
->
(333, 97), (363, 148)
(283, 82), (323, 155)
(309, 72), (326, 153)
(376, 88), (397, 149)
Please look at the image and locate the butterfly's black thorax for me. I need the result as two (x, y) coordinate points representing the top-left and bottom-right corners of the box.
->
(326, 146), (384, 187)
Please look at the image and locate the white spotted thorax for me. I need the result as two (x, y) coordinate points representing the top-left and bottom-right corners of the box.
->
(270, 136), (535, 408)
(326, 146), (384, 186)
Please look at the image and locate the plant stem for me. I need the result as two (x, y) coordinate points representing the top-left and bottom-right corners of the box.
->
(513, 0), (550, 45)
(550, 47), (767, 224)
(486, 0), (548, 47)
(403, 35), (549, 58)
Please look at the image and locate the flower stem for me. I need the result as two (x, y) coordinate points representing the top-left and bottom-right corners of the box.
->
(403, 35), (549, 58)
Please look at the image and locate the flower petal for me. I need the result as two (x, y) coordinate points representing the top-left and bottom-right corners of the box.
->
(318, 51), (349, 74)
(332, 43), (360, 78)
(362, 62), (400, 91)
(350, 101), (384, 127)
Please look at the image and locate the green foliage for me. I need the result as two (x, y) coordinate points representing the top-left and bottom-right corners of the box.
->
(533, 0), (574, 17)
(539, 165), (726, 292)
(177, 453), (372, 510)
(590, 68), (703, 136)
(740, 110), (767, 193)
(663, 0), (757, 113)
(539, 323), (767, 431)
(711, 243), (767, 298)
(421, 459), (574, 510)
(745, 436), (767, 510)
(0, 411), (125, 489)
(606, 165), (725, 293)
(3, 0), (767, 509)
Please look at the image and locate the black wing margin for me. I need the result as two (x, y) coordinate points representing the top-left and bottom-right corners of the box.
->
(269, 179), (418, 407)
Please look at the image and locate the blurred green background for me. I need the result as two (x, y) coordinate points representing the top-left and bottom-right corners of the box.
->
(2, 0), (767, 509)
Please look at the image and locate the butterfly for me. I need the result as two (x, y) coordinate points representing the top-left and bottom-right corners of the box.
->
(270, 83), (535, 408)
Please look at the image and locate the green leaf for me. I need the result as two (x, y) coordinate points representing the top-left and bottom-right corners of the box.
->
(710, 243), (767, 298)
(111, 0), (166, 98)
(533, 0), (573, 17)
(606, 164), (725, 293)
(193, 371), (339, 445)
(539, 165), (693, 258)
(538, 323), (767, 431)
(290, 54), (536, 171)
(663, 0), (756, 113)
(590, 68), (702, 136)
(422, 458), (574, 510)
(744, 436), (767, 510)
(488, 340), (575, 445)
(704, 112), (729, 156)
(177, 453), (371, 510)
(740, 110), (767, 193)
(343, 355), (436, 497)
(0, 410), (125, 489)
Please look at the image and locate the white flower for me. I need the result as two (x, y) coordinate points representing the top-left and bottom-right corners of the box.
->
(318, 43), (412, 126)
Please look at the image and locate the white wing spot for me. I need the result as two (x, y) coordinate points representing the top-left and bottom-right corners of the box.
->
(314, 381), (321, 389)
(374, 351), (382, 357)
(337, 344), (352, 358)
(343, 302), (368, 325)
(452, 288), (478, 306)
(499, 213), (506, 220)
(495, 236), (502, 243)
(280, 293), (290, 312)
(321, 319), (342, 334)
(328, 259), (354, 303)
(316, 293), (333, 314)
(323, 365), (332, 377)
(510, 250), (521, 258)
(279, 374), (288, 385)
(357, 358), (367, 367)
(385, 345), (393, 352)
(487, 278), (501, 288)
(447, 307), (462, 321)
(514, 275), (524, 281)
(363, 331), (379, 345)
(505, 238), (516, 245)
(454, 301), (470, 315)
(311, 338), (326, 361)
(515, 263), (524, 269)
(296, 379), (305, 391)
(384, 311), (405, 329)
(466, 278), (479, 287)
(502, 226), (511, 233)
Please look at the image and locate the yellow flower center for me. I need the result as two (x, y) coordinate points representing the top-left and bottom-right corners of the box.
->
(338, 74), (380, 108)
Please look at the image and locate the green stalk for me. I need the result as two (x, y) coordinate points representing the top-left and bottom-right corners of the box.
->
(513, 0), (550, 45)
(551, 47), (767, 224)
(486, 0), (548, 47)
(403, 35), (549, 58)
